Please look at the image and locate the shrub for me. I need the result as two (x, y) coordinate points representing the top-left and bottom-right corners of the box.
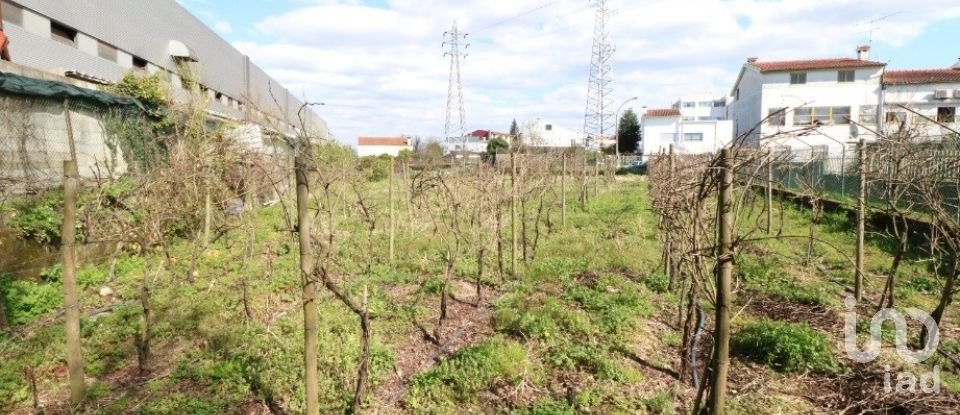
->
(643, 273), (670, 293)
(732, 321), (838, 374)
(9, 194), (66, 245)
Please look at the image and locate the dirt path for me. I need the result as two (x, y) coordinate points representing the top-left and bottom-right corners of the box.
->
(372, 279), (498, 414)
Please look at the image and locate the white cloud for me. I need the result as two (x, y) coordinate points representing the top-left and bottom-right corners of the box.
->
(235, 0), (960, 145)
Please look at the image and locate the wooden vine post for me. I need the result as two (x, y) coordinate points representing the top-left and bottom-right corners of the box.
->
(766, 149), (773, 234)
(561, 154), (567, 228)
(855, 138), (866, 302)
(511, 151), (518, 276)
(295, 155), (319, 415)
(708, 148), (734, 415)
(389, 157), (396, 262)
(61, 159), (85, 405)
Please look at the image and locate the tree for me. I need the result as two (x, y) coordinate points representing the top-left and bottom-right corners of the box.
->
(487, 137), (509, 155)
(509, 119), (520, 139)
(617, 109), (640, 154)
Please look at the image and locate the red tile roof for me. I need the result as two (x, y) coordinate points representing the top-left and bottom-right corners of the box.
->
(884, 69), (960, 85)
(357, 137), (409, 146)
(644, 108), (681, 118)
(748, 58), (885, 73)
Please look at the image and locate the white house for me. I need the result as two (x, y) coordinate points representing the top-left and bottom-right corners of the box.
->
(674, 95), (728, 121)
(357, 136), (411, 157)
(727, 46), (886, 155)
(640, 108), (733, 158)
(883, 63), (960, 136)
(520, 119), (581, 148)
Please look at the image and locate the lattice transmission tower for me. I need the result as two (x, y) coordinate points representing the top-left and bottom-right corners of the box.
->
(583, 0), (615, 149)
(443, 21), (469, 153)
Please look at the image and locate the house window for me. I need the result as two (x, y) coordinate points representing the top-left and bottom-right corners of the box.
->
(714, 100), (726, 107)
(50, 21), (78, 46)
(683, 116), (695, 121)
(698, 101), (713, 108)
(790, 72), (807, 85)
(768, 107), (787, 126)
(938, 107), (956, 123)
(683, 102), (696, 108)
(545, 124), (553, 131)
(735, 89), (740, 100)
(813, 107), (831, 125)
(2, 1), (23, 26)
(831, 106), (851, 124)
(885, 111), (906, 124)
(684, 133), (704, 142)
(794, 108), (813, 125)
(838, 70), (855, 83)
(98, 41), (117, 62)
(859, 106), (877, 124)
(132, 56), (148, 70)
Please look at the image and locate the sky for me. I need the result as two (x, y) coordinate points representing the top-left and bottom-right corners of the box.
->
(177, 0), (960, 145)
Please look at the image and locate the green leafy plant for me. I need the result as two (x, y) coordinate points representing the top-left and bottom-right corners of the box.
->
(9, 194), (66, 245)
(732, 321), (839, 374)
(643, 273), (670, 294)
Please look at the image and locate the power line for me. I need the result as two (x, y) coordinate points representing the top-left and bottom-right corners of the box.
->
(472, 0), (562, 33)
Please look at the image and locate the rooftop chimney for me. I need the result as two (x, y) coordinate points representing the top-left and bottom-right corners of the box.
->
(857, 45), (870, 61)
(952, 57), (960, 70)
(746, 57), (758, 64)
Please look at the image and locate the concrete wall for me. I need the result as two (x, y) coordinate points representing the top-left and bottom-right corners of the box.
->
(728, 66), (763, 142)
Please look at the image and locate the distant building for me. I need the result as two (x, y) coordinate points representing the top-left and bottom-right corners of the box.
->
(640, 108), (733, 158)
(469, 129), (512, 143)
(727, 46), (886, 153)
(520, 119), (581, 149)
(883, 65), (960, 136)
(357, 137), (411, 157)
(674, 95), (728, 121)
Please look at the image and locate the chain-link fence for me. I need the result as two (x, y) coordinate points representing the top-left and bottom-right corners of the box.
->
(744, 143), (960, 220)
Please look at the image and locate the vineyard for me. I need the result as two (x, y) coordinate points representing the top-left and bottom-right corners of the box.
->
(2, 93), (960, 414)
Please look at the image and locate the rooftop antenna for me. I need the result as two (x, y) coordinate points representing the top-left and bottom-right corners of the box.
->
(864, 11), (902, 46)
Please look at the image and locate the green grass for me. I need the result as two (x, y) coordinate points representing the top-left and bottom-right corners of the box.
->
(732, 320), (839, 374)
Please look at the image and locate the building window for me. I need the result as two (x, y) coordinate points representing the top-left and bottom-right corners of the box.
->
(698, 101), (713, 108)
(938, 107), (957, 123)
(713, 100), (726, 107)
(684, 133), (704, 142)
(794, 107), (813, 125)
(859, 106), (877, 124)
(831, 106), (851, 124)
(50, 21), (78, 46)
(545, 124), (553, 131)
(735, 89), (740, 100)
(132, 56), (148, 70)
(790, 72), (807, 85)
(98, 41), (117, 62)
(767, 108), (787, 126)
(683, 102), (696, 108)
(838, 70), (855, 83)
(2, 1), (23, 27)
(885, 111), (906, 124)
(683, 116), (695, 121)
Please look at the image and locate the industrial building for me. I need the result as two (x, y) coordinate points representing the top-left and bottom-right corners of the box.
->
(0, 0), (328, 139)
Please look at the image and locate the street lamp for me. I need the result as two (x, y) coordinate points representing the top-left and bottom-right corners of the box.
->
(615, 96), (639, 166)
